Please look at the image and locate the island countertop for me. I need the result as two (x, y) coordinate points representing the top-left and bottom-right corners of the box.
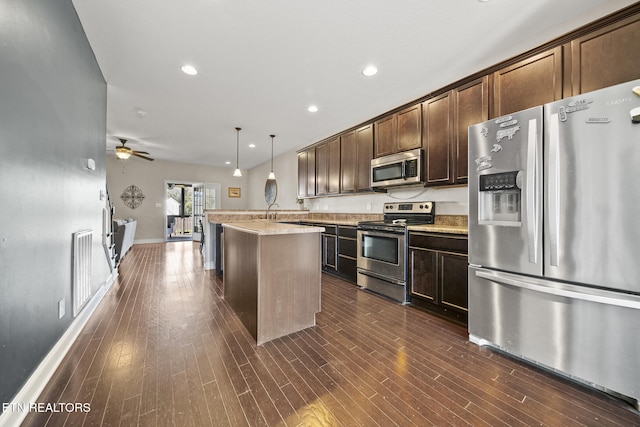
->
(222, 221), (325, 235)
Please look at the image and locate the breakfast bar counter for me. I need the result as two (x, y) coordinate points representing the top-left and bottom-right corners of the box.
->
(222, 221), (325, 345)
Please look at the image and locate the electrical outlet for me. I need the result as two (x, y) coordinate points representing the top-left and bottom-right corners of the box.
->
(366, 202), (372, 211)
(58, 299), (65, 319)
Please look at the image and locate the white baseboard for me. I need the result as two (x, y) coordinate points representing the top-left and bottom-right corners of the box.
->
(0, 272), (116, 427)
(133, 238), (164, 244)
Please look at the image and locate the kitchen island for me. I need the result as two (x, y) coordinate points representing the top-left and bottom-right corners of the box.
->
(222, 221), (325, 345)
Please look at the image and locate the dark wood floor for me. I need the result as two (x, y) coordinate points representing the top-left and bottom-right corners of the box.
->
(23, 242), (639, 426)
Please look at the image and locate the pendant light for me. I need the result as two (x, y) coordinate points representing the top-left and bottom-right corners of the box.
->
(233, 127), (242, 177)
(267, 134), (276, 180)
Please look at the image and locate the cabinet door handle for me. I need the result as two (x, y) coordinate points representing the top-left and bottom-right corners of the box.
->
(410, 251), (414, 292)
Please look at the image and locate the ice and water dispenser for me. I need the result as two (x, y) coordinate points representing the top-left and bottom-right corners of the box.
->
(477, 171), (522, 225)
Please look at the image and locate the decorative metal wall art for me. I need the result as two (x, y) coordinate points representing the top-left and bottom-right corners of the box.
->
(121, 185), (145, 209)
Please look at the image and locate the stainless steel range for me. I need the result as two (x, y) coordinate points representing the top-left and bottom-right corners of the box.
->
(357, 202), (435, 303)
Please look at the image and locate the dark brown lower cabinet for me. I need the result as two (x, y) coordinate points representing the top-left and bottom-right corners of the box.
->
(322, 225), (337, 273)
(408, 232), (468, 325)
(336, 226), (357, 284)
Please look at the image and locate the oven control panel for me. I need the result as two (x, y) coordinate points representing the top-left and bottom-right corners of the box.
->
(383, 201), (434, 214)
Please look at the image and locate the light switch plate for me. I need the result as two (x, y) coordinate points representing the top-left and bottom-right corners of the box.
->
(58, 299), (65, 319)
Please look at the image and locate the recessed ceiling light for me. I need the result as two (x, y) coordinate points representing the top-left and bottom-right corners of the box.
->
(225, 161), (231, 165)
(249, 144), (256, 148)
(307, 105), (319, 113)
(181, 64), (198, 75)
(362, 65), (378, 77)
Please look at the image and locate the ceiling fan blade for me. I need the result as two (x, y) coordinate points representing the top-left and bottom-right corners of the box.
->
(132, 150), (150, 155)
(132, 152), (154, 161)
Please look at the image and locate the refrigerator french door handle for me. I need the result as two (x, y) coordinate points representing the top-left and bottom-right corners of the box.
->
(475, 270), (640, 310)
(548, 113), (560, 266)
(526, 118), (538, 264)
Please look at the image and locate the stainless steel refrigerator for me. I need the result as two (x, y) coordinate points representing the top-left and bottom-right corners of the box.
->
(468, 79), (640, 409)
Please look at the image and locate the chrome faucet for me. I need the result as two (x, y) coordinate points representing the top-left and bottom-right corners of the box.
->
(266, 203), (279, 221)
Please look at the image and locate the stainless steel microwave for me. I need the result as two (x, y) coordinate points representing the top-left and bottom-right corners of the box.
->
(371, 148), (424, 188)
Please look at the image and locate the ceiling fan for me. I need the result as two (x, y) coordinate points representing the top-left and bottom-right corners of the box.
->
(115, 138), (154, 161)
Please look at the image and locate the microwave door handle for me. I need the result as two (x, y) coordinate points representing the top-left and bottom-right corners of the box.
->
(401, 160), (407, 180)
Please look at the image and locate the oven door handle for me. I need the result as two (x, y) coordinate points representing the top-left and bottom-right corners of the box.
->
(357, 269), (405, 286)
(357, 229), (406, 237)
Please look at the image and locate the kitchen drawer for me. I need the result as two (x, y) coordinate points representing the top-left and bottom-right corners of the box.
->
(409, 232), (467, 253)
(338, 236), (357, 257)
(322, 224), (338, 235)
(338, 225), (357, 239)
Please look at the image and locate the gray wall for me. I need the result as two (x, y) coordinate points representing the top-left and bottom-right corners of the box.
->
(0, 0), (109, 405)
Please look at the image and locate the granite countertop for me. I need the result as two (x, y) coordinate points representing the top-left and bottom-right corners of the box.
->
(407, 224), (468, 235)
(210, 210), (467, 234)
(207, 210), (310, 223)
(302, 219), (361, 226)
(222, 220), (325, 236)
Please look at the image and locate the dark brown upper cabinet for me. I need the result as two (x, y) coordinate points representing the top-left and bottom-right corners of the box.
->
(374, 103), (422, 157)
(422, 92), (453, 186)
(569, 13), (640, 96)
(397, 103), (422, 152)
(316, 137), (341, 196)
(374, 114), (396, 157)
(297, 148), (316, 197)
(453, 76), (489, 184)
(340, 131), (357, 193)
(297, 151), (307, 197)
(341, 124), (374, 193)
(493, 46), (564, 117)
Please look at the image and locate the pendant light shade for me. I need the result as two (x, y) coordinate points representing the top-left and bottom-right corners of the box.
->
(268, 134), (276, 180)
(233, 127), (242, 177)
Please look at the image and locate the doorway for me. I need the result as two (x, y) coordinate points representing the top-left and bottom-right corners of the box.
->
(165, 182), (219, 243)
(166, 183), (196, 242)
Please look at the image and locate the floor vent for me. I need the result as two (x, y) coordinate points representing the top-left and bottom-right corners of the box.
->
(72, 229), (93, 317)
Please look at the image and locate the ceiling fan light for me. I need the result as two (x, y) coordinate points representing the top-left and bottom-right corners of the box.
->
(116, 150), (131, 160)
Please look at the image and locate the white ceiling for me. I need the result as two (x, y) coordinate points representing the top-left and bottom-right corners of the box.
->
(72, 0), (636, 170)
